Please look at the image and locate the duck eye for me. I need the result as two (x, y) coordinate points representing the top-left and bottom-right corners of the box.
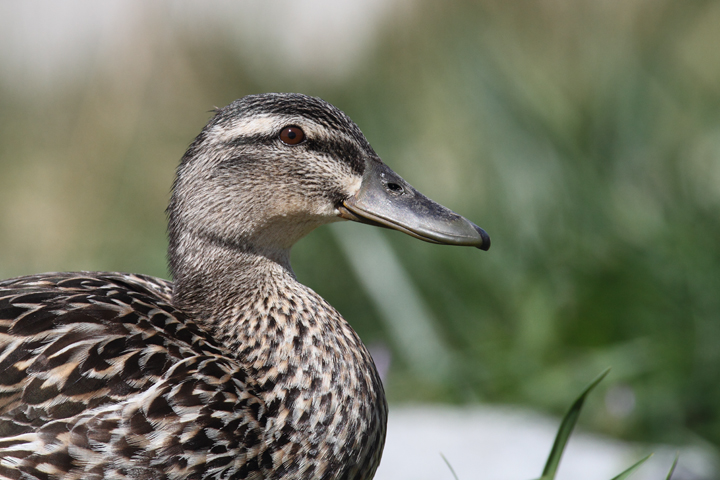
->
(279, 126), (305, 145)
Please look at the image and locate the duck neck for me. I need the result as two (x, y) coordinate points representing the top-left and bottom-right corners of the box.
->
(169, 231), (379, 391)
(170, 232), (388, 480)
(170, 232), (296, 329)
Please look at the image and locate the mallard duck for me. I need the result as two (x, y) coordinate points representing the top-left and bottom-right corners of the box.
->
(0, 93), (489, 480)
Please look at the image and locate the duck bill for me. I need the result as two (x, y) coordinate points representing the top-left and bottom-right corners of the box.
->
(338, 161), (490, 250)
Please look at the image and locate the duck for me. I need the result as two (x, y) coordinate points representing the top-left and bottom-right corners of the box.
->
(0, 93), (489, 480)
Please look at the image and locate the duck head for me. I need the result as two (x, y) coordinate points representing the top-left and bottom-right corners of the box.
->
(168, 93), (489, 275)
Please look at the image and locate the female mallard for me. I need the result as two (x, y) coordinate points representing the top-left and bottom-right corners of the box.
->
(0, 93), (489, 480)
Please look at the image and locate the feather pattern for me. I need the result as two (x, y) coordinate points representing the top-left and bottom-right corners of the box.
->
(0, 270), (385, 480)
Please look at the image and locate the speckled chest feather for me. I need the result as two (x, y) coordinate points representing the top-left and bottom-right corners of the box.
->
(0, 272), (386, 480)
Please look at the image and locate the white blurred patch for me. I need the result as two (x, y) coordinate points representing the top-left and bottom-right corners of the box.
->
(0, 0), (413, 91)
(375, 405), (717, 480)
(605, 384), (636, 419)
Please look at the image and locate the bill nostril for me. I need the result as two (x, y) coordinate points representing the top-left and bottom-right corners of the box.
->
(386, 182), (403, 193)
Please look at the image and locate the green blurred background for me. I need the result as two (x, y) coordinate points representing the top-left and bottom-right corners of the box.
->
(1, 0), (719, 457)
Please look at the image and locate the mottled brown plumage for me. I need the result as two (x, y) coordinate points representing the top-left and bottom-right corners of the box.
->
(0, 93), (488, 480)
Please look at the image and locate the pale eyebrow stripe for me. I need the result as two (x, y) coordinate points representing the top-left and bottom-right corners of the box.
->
(214, 115), (278, 142)
(212, 114), (353, 145)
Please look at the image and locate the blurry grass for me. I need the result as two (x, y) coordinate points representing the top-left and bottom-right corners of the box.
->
(608, 455), (654, 480)
(440, 453), (460, 480)
(534, 370), (659, 480)
(665, 455), (679, 480)
(442, 370), (673, 480)
(540, 369), (613, 479)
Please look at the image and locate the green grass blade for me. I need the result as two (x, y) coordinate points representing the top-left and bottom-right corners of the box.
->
(665, 453), (679, 480)
(541, 368), (611, 479)
(610, 453), (653, 480)
(440, 453), (460, 480)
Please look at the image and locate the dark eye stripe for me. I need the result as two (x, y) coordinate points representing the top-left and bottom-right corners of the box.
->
(303, 138), (365, 175)
(219, 131), (365, 175)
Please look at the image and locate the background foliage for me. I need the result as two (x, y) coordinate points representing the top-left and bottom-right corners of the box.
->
(1, 0), (719, 457)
